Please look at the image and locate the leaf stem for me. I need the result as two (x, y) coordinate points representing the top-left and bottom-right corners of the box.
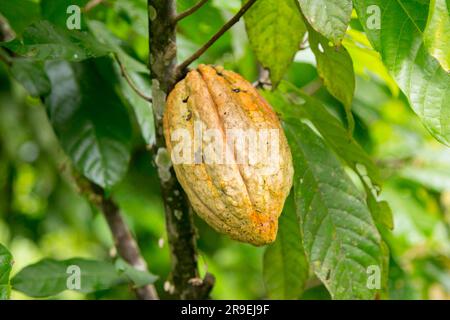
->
(173, 0), (209, 23)
(114, 54), (153, 103)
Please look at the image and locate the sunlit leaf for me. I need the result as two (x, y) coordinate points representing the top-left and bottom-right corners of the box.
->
(355, 0), (450, 146)
(424, 0), (450, 71)
(244, 0), (306, 85)
(298, 0), (352, 44)
(309, 28), (355, 132)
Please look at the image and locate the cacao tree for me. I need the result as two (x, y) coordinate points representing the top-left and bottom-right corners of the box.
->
(0, 0), (448, 300)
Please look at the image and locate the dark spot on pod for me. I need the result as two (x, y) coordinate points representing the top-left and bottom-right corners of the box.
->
(232, 88), (241, 93)
(182, 96), (189, 103)
(216, 70), (224, 76)
(185, 110), (192, 121)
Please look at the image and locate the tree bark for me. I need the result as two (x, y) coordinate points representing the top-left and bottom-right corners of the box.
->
(148, 0), (214, 299)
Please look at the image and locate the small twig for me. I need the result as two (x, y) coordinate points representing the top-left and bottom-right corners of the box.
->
(301, 78), (323, 96)
(177, 0), (259, 74)
(0, 48), (12, 67)
(173, 0), (209, 23)
(114, 54), (153, 103)
(83, 0), (104, 13)
(253, 65), (272, 89)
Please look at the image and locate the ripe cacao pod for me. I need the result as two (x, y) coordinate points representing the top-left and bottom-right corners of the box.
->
(163, 65), (293, 246)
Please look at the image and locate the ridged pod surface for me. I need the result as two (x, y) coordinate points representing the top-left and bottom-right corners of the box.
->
(163, 65), (293, 246)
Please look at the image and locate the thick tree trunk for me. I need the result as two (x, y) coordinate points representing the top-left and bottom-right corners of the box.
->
(148, 0), (214, 299)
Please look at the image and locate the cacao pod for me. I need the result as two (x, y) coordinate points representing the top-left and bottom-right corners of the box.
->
(163, 65), (293, 246)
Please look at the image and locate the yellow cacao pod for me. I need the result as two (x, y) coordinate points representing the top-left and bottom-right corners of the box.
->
(163, 65), (293, 246)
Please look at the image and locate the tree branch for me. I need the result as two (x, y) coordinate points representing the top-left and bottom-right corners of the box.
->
(78, 178), (159, 300)
(173, 0), (209, 23)
(148, 0), (214, 299)
(83, 0), (104, 13)
(114, 54), (153, 103)
(177, 0), (259, 75)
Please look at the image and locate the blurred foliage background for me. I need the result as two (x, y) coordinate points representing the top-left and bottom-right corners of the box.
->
(0, 0), (449, 299)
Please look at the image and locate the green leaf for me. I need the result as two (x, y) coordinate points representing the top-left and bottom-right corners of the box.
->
(0, 244), (13, 300)
(366, 187), (394, 230)
(343, 29), (399, 96)
(44, 59), (132, 189)
(284, 121), (383, 299)
(244, 0), (306, 85)
(263, 193), (309, 299)
(262, 82), (393, 229)
(308, 28), (355, 132)
(424, 0), (450, 71)
(0, 0), (40, 36)
(11, 258), (127, 297)
(87, 20), (148, 74)
(354, 0), (450, 146)
(262, 81), (381, 188)
(298, 0), (352, 44)
(10, 59), (51, 96)
(115, 259), (158, 288)
(4, 20), (111, 62)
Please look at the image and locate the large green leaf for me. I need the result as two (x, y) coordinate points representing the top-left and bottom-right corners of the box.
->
(284, 121), (383, 299)
(424, 0), (450, 71)
(0, 0), (40, 36)
(262, 81), (381, 187)
(4, 20), (110, 62)
(263, 82), (393, 230)
(12, 258), (121, 297)
(298, 0), (352, 44)
(263, 194), (309, 299)
(0, 244), (13, 300)
(308, 28), (355, 132)
(44, 59), (132, 189)
(10, 59), (51, 97)
(244, 0), (306, 85)
(354, 0), (450, 146)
